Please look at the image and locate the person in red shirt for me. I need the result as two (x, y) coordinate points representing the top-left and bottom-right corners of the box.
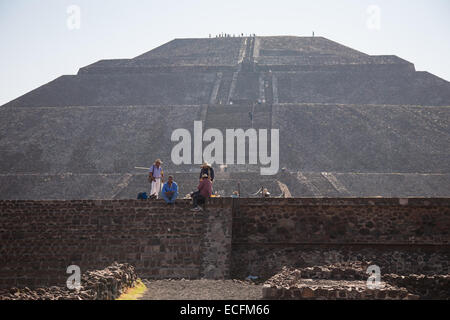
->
(191, 174), (212, 211)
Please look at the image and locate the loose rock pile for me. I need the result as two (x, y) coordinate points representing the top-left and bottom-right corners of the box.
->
(383, 274), (450, 299)
(0, 262), (137, 300)
(263, 263), (449, 300)
(293, 261), (370, 281)
(263, 278), (414, 300)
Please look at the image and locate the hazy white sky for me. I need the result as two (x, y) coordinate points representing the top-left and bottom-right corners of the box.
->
(1, 0), (449, 106)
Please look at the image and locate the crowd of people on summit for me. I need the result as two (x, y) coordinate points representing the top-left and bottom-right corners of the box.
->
(210, 33), (256, 38)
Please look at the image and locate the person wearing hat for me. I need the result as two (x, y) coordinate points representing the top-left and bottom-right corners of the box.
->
(191, 174), (212, 211)
(148, 159), (164, 199)
(199, 161), (215, 182)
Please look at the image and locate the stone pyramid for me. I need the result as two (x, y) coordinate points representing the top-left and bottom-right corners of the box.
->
(1, 36), (449, 199)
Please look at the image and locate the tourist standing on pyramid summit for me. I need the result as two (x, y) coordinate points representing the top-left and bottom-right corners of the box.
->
(148, 159), (164, 199)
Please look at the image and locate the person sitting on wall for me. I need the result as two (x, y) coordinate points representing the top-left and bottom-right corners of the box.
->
(161, 175), (178, 205)
(199, 161), (215, 182)
(191, 174), (212, 211)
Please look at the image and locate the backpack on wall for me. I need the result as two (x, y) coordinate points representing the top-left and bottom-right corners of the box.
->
(137, 192), (148, 200)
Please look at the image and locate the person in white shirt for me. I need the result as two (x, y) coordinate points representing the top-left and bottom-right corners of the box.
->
(148, 159), (164, 199)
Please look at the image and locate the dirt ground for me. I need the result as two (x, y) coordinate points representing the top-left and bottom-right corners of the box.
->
(139, 279), (263, 300)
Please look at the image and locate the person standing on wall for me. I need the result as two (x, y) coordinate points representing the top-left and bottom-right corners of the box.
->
(199, 161), (215, 182)
(148, 158), (164, 199)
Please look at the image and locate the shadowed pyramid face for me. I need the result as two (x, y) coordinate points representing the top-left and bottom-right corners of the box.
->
(170, 121), (280, 175)
(1, 36), (450, 199)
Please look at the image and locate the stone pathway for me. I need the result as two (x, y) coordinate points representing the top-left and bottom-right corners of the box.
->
(139, 279), (263, 300)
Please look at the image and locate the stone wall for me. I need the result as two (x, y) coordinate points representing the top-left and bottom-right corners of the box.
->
(1, 197), (448, 289)
(0, 198), (233, 288)
(231, 198), (450, 279)
(200, 199), (235, 279)
(233, 198), (450, 244)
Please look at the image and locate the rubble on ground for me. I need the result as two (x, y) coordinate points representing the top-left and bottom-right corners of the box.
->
(263, 263), (449, 299)
(0, 262), (137, 300)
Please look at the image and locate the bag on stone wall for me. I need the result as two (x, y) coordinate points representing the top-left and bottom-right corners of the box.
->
(137, 192), (148, 200)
